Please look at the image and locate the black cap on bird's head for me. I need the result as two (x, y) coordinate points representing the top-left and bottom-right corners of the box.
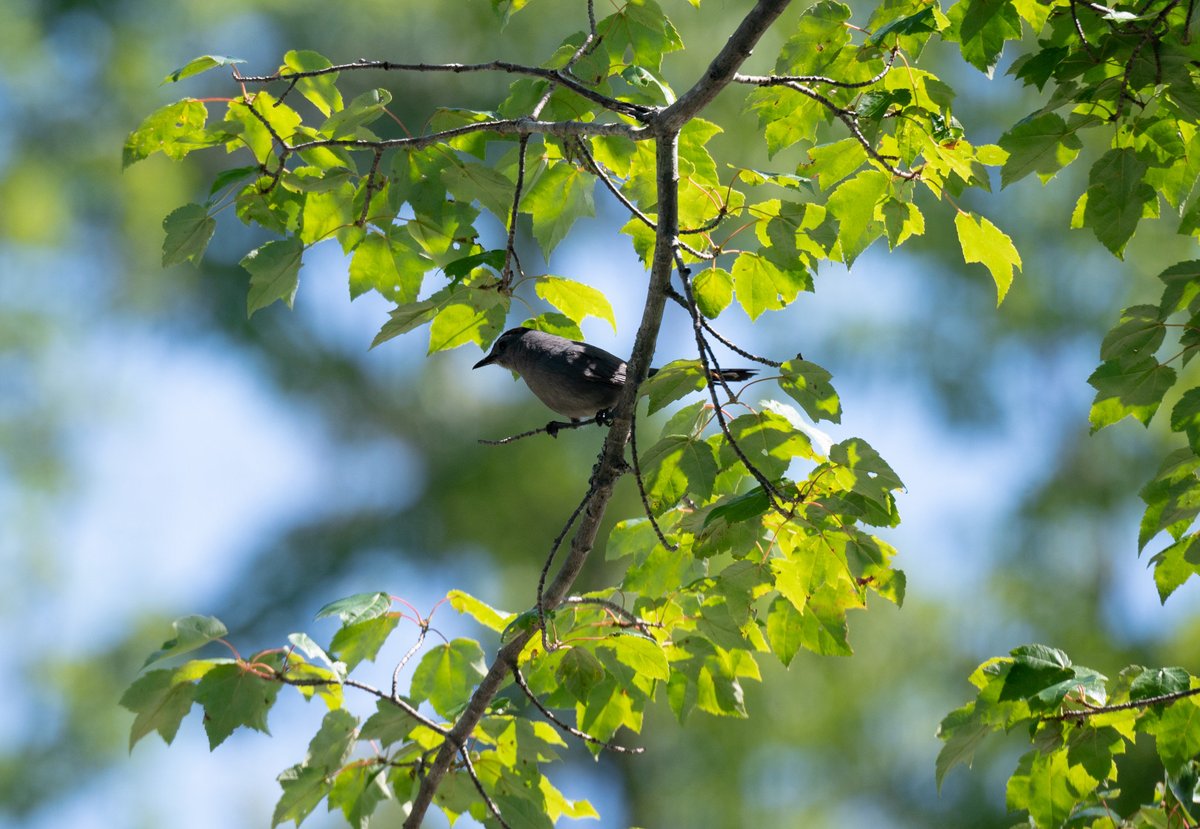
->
(473, 327), (533, 370)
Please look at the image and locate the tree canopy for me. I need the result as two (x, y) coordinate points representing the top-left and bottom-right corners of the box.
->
(4, 0), (1200, 826)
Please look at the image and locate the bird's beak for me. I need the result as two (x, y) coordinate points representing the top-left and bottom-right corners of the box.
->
(473, 352), (496, 369)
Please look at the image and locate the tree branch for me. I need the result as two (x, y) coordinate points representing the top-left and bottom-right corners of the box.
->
(654, 0), (792, 133)
(1043, 685), (1200, 721)
(234, 59), (651, 120)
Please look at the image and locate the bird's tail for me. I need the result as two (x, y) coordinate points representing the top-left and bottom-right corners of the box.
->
(710, 368), (757, 382)
(644, 367), (758, 381)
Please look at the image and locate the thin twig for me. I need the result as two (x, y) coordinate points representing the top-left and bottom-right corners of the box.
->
(563, 596), (658, 635)
(459, 745), (512, 829)
(478, 415), (603, 445)
(575, 137), (714, 260)
(234, 59), (651, 120)
(502, 135), (530, 289)
(1043, 685), (1200, 722)
(392, 624), (428, 700)
(765, 48), (897, 89)
(358, 148), (384, 227)
(678, 268), (789, 513)
(665, 287), (785, 367)
(287, 117), (644, 155)
(732, 74), (919, 180)
(1069, 0), (1101, 60)
(511, 665), (645, 753)
(628, 407), (678, 551)
(280, 673), (448, 735)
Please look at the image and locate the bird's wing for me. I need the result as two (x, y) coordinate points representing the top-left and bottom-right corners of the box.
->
(573, 343), (626, 387)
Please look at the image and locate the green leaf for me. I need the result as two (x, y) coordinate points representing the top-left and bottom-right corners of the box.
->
(1171, 388), (1200, 453)
(999, 644), (1073, 702)
(1130, 666), (1191, 700)
(441, 161), (516, 223)
(1080, 148), (1158, 258)
(315, 591), (391, 623)
(1149, 535), (1200, 601)
(765, 595), (804, 667)
(242, 237), (304, 316)
(225, 94), (302, 164)
(602, 635), (669, 681)
(522, 162), (596, 259)
(778, 359), (842, 423)
(718, 410), (816, 478)
(142, 615), (228, 668)
(371, 299), (440, 348)
(163, 55), (245, 84)
(410, 639), (487, 718)
(705, 486), (771, 528)
(935, 703), (993, 789)
(1005, 748), (1098, 827)
(161, 203), (216, 267)
(194, 663), (281, 749)
(427, 288), (509, 353)
(123, 99), (216, 167)
(307, 708), (358, 770)
(827, 170), (890, 265)
(329, 763), (390, 829)
(944, 0), (1022, 76)
(998, 112), (1083, 186)
(282, 50), (343, 117)
(447, 589), (512, 632)
(534, 276), (616, 331)
(443, 249), (506, 280)
(276, 711), (362, 818)
(329, 614), (401, 671)
(829, 438), (905, 505)
(1144, 693), (1200, 774)
(692, 267), (733, 319)
(806, 138), (869, 190)
(1158, 260), (1200, 317)
(557, 647), (606, 703)
(640, 434), (719, 513)
(298, 181), (356, 244)
(880, 198), (925, 249)
(209, 165), (261, 197)
(287, 632), (345, 678)
(732, 253), (787, 320)
(640, 360), (708, 414)
(1138, 449), (1200, 550)
(522, 312), (583, 340)
(1087, 355), (1176, 432)
(1101, 304), (1166, 361)
(273, 766), (331, 827)
(606, 517), (662, 561)
(360, 699), (422, 745)
(320, 88), (392, 139)
(348, 230), (428, 302)
(120, 668), (198, 749)
(954, 211), (1021, 304)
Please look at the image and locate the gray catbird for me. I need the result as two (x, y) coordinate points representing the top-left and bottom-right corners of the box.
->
(473, 326), (757, 421)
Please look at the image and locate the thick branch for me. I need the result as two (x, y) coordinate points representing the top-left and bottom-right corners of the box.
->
(654, 0), (792, 132)
(401, 130), (683, 829)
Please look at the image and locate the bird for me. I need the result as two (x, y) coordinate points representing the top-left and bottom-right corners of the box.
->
(473, 327), (757, 424)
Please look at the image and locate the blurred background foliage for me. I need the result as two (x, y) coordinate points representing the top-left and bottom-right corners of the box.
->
(2, 0), (1197, 826)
